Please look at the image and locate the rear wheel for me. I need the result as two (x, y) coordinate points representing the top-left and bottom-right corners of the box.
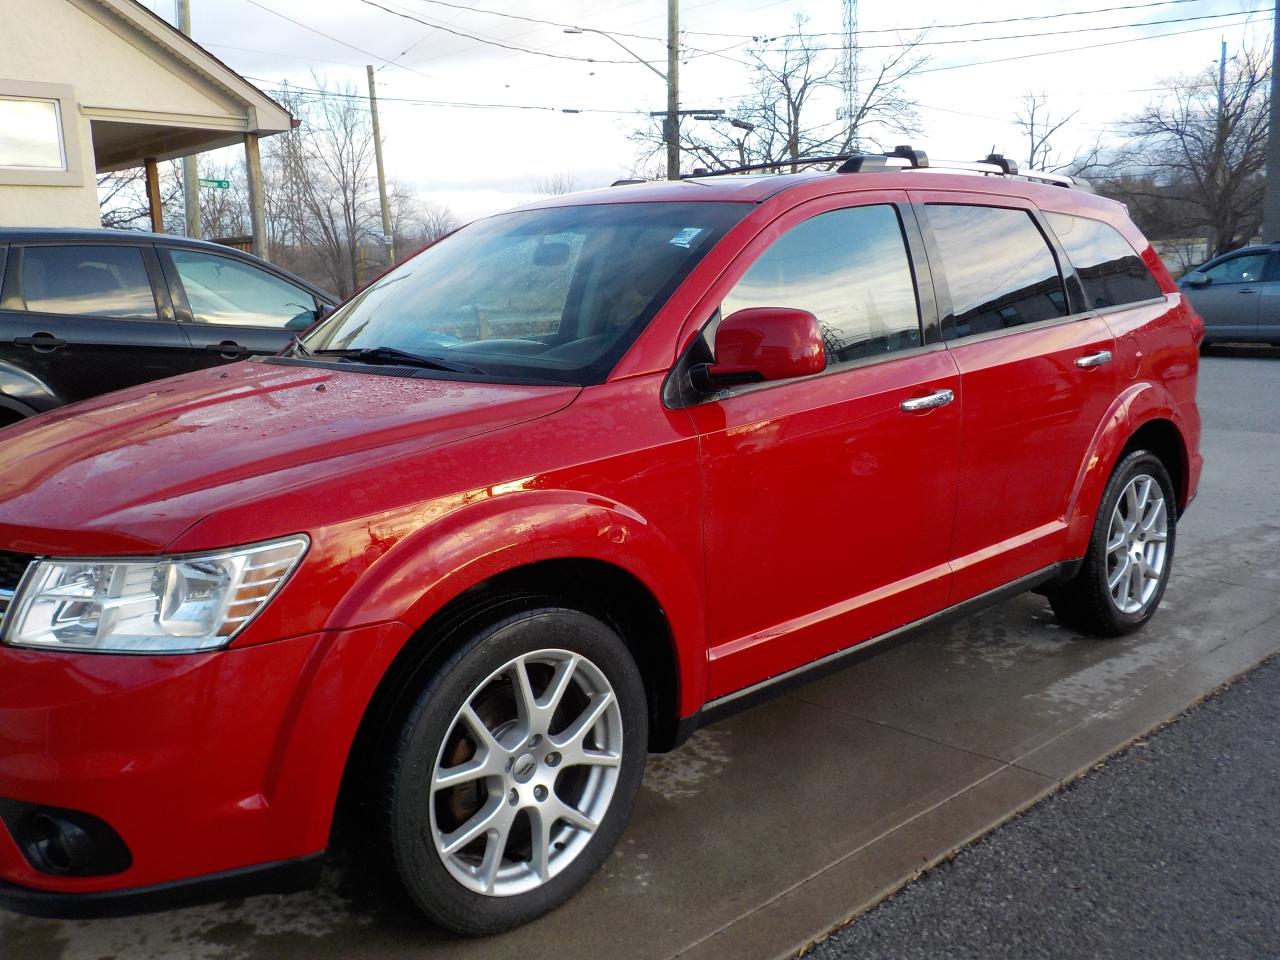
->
(383, 606), (647, 935)
(1047, 450), (1176, 636)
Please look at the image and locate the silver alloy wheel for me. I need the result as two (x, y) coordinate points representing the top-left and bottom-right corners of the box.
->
(1106, 473), (1170, 615)
(429, 648), (623, 897)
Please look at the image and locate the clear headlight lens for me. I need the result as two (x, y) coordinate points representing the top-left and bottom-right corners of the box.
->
(2, 537), (308, 653)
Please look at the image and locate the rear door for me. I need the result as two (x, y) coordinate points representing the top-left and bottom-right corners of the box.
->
(157, 246), (322, 367)
(1188, 251), (1267, 341)
(910, 191), (1117, 603)
(0, 241), (190, 405)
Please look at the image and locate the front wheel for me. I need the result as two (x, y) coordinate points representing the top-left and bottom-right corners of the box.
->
(1048, 450), (1177, 636)
(383, 606), (648, 935)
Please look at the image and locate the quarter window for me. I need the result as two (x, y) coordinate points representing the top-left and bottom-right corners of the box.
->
(170, 250), (317, 329)
(5, 245), (156, 320)
(1045, 212), (1163, 308)
(925, 205), (1068, 338)
(1200, 253), (1270, 285)
(720, 204), (922, 365)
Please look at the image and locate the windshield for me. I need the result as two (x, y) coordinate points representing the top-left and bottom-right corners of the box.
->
(303, 201), (748, 385)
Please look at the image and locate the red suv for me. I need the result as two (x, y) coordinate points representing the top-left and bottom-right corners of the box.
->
(0, 150), (1202, 934)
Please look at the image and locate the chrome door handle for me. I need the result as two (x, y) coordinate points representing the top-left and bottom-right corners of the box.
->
(900, 388), (954, 412)
(1239, 288), (1257, 294)
(1075, 350), (1113, 369)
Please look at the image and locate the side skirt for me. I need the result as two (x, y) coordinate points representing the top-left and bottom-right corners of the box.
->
(670, 561), (1078, 746)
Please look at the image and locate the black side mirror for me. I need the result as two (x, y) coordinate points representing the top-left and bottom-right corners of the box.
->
(1184, 272), (1211, 288)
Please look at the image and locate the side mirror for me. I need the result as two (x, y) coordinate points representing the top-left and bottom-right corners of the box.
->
(1183, 272), (1211, 288)
(693, 306), (826, 392)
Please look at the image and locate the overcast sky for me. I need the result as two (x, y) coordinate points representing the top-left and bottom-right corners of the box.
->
(135, 0), (1272, 222)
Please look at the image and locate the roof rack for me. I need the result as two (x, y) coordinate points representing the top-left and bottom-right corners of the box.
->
(678, 144), (1092, 192)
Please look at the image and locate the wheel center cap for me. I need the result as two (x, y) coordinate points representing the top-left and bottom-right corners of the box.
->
(512, 753), (538, 784)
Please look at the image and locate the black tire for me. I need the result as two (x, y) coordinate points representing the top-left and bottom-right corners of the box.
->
(1047, 450), (1177, 637)
(382, 605), (648, 936)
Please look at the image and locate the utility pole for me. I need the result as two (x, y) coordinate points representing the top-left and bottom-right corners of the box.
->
(666, 0), (680, 180)
(178, 0), (201, 239)
(1263, 6), (1280, 241)
(1218, 37), (1227, 116)
(367, 65), (395, 267)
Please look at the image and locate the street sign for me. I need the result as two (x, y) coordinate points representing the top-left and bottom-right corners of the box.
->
(198, 178), (230, 189)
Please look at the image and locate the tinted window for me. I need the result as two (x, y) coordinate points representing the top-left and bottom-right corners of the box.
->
(721, 205), (921, 365)
(925, 205), (1068, 338)
(1045, 212), (1162, 308)
(307, 202), (747, 385)
(1201, 253), (1269, 285)
(8, 245), (156, 319)
(171, 250), (317, 329)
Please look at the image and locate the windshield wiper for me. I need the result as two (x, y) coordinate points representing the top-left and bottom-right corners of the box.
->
(287, 335), (311, 357)
(313, 346), (485, 375)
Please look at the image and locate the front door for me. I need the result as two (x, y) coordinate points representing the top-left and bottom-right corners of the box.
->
(157, 246), (320, 368)
(685, 197), (962, 700)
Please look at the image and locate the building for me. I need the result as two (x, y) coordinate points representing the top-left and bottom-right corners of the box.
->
(0, 0), (293, 257)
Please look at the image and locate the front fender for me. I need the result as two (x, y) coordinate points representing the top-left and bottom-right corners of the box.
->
(1063, 380), (1187, 557)
(327, 489), (708, 715)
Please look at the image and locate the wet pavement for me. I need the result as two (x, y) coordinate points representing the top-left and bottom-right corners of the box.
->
(4, 351), (1279, 960)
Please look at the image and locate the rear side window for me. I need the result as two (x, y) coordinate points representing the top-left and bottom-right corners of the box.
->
(2, 245), (156, 320)
(720, 204), (922, 365)
(169, 250), (317, 329)
(1045, 212), (1162, 308)
(924, 205), (1068, 338)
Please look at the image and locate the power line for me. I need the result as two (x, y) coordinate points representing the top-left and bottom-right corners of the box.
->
(684, 0), (1216, 38)
(246, 77), (641, 114)
(358, 0), (664, 66)
(237, 0), (436, 79)
(920, 13), (1262, 74)
(840, 7), (1271, 51)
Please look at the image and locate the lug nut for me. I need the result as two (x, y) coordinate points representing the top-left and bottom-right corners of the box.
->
(545, 752), (561, 767)
(533, 785), (548, 802)
(505, 757), (514, 773)
(529, 734), (542, 748)
(508, 788), (519, 806)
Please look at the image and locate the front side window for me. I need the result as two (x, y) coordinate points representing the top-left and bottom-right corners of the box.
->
(720, 204), (922, 365)
(1045, 212), (1163, 309)
(1201, 253), (1269, 285)
(925, 205), (1069, 338)
(4, 245), (156, 320)
(170, 250), (317, 329)
(0, 97), (64, 170)
(306, 202), (747, 385)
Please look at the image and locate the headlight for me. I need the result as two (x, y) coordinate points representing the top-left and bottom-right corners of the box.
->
(2, 537), (308, 653)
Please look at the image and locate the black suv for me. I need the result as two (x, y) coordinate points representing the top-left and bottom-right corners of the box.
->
(0, 229), (335, 425)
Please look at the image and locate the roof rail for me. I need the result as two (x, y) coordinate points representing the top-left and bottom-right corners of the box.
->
(677, 144), (1092, 191)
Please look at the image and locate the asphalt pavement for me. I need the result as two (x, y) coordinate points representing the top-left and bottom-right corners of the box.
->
(807, 653), (1280, 960)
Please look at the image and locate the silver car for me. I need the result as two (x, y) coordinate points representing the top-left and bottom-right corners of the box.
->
(1180, 245), (1280, 346)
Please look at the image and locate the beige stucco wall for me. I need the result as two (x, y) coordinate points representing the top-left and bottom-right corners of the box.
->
(0, 0), (245, 228)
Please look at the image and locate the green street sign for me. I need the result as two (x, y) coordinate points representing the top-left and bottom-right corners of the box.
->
(198, 178), (230, 189)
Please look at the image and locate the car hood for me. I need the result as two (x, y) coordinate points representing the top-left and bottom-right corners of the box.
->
(0, 360), (579, 555)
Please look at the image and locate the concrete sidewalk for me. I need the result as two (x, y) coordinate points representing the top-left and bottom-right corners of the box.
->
(4, 354), (1278, 960)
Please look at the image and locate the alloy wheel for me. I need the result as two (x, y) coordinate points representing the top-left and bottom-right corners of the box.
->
(428, 648), (623, 897)
(1105, 473), (1169, 615)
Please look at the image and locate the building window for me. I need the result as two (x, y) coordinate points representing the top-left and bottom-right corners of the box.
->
(0, 81), (80, 186)
(0, 97), (66, 171)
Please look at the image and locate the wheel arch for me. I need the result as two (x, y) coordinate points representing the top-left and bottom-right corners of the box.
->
(330, 556), (687, 851)
(1064, 381), (1191, 556)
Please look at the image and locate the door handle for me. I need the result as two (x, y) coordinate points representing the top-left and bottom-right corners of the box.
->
(205, 341), (250, 358)
(1075, 350), (1113, 369)
(14, 333), (67, 351)
(900, 388), (955, 412)
(1239, 288), (1257, 294)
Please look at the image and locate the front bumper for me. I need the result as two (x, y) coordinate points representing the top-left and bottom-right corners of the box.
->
(0, 620), (411, 909)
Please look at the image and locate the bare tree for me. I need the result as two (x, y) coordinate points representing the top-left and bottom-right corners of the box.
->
(633, 16), (927, 174)
(535, 172), (579, 197)
(387, 182), (459, 261)
(97, 163), (182, 231)
(1105, 45), (1270, 256)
